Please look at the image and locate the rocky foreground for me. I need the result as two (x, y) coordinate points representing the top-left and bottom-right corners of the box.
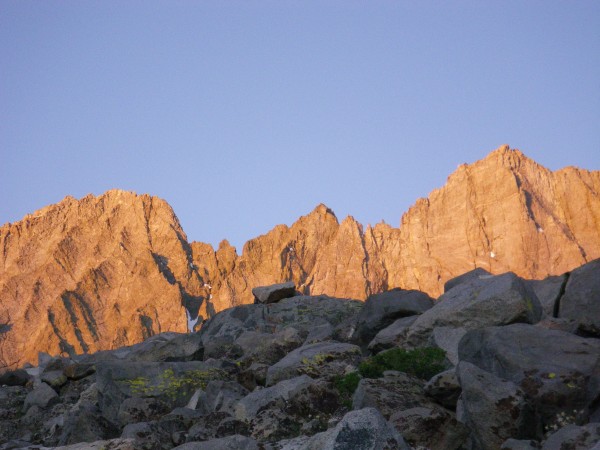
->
(1, 259), (599, 450)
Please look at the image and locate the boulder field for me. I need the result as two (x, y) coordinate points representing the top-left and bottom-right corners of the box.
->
(0, 259), (599, 449)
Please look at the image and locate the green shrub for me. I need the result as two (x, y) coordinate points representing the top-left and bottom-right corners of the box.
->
(333, 371), (361, 408)
(359, 347), (446, 380)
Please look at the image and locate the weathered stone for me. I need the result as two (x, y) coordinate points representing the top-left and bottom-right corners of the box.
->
(459, 323), (600, 424)
(352, 371), (428, 419)
(353, 289), (433, 345)
(541, 423), (600, 450)
(407, 272), (543, 346)
(444, 267), (492, 292)
(501, 439), (541, 449)
(390, 406), (468, 450)
(59, 404), (119, 446)
(457, 362), (537, 449)
(0, 369), (31, 387)
(296, 407), (410, 450)
(117, 397), (170, 424)
(96, 361), (226, 426)
(186, 411), (231, 442)
(235, 375), (314, 422)
(63, 362), (96, 380)
(424, 368), (461, 409)
(430, 326), (467, 365)
(23, 382), (59, 412)
(199, 380), (249, 415)
(41, 370), (67, 389)
(252, 281), (297, 304)
(198, 296), (364, 349)
(175, 435), (258, 450)
(526, 274), (567, 317)
(265, 341), (361, 386)
(121, 420), (173, 450)
(367, 316), (418, 353)
(559, 258), (600, 336)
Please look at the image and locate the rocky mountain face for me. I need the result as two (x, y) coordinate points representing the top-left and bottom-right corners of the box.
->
(1, 145), (599, 371)
(0, 261), (599, 449)
(0, 191), (213, 370)
(193, 145), (600, 307)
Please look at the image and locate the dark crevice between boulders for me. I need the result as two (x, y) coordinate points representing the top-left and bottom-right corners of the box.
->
(552, 272), (570, 318)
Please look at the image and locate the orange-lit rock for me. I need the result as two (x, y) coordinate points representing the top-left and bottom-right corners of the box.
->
(0, 190), (211, 369)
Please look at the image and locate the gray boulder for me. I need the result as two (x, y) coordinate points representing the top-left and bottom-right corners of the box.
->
(406, 272), (543, 346)
(444, 267), (491, 292)
(559, 258), (600, 336)
(252, 281), (297, 304)
(526, 274), (567, 317)
(96, 361), (226, 426)
(80, 332), (204, 364)
(235, 375), (314, 421)
(0, 369), (31, 387)
(430, 326), (467, 365)
(353, 289), (433, 345)
(266, 341), (361, 386)
(501, 439), (540, 449)
(424, 368), (461, 409)
(457, 362), (536, 449)
(40, 370), (67, 389)
(367, 316), (418, 353)
(390, 406), (468, 450)
(459, 323), (600, 424)
(198, 296), (363, 349)
(198, 380), (249, 415)
(174, 435), (258, 450)
(23, 382), (59, 412)
(296, 407), (410, 450)
(542, 423), (600, 450)
(117, 397), (170, 424)
(59, 404), (119, 445)
(352, 371), (428, 419)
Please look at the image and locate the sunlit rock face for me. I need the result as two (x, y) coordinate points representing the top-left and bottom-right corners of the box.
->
(0, 190), (211, 369)
(193, 145), (600, 307)
(1, 146), (599, 369)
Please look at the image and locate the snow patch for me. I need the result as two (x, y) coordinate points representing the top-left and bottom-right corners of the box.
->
(186, 309), (199, 333)
(490, 251), (496, 258)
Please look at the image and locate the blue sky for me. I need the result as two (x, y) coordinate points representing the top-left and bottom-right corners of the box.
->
(1, 1), (599, 250)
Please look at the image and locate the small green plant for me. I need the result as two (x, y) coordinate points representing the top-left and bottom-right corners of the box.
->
(333, 372), (361, 408)
(359, 347), (446, 380)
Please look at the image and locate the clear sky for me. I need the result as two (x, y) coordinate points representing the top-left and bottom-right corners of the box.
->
(1, 1), (599, 250)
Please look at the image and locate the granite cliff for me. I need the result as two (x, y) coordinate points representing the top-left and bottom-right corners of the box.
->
(193, 145), (600, 308)
(1, 145), (599, 369)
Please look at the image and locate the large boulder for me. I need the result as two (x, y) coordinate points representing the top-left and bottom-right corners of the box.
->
(79, 332), (204, 364)
(96, 361), (226, 426)
(526, 274), (567, 318)
(174, 435), (259, 450)
(353, 289), (433, 345)
(22, 382), (59, 412)
(265, 341), (361, 386)
(541, 423), (600, 450)
(406, 272), (543, 347)
(234, 375), (315, 422)
(198, 296), (363, 349)
(558, 258), (600, 336)
(0, 369), (31, 387)
(252, 282), (297, 304)
(457, 362), (537, 449)
(367, 316), (418, 354)
(444, 267), (491, 292)
(459, 323), (600, 424)
(292, 407), (410, 450)
(390, 406), (468, 450)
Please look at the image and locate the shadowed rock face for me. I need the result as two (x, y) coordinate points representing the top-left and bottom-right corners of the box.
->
(0, 190), (212, 369)
(1, 146), (599, 370)
(193, 146), (600, 308)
